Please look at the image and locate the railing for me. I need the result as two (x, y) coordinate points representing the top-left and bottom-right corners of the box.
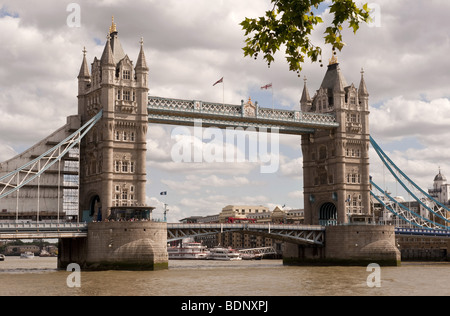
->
(148, 96), (339, 128)
(0, 221), (87, 230)
(395, 227), (450, 237)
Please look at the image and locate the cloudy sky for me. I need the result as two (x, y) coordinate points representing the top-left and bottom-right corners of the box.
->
(1, 0), (449, 222)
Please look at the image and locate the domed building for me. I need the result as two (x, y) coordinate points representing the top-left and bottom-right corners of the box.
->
(429, 169), (450, 205)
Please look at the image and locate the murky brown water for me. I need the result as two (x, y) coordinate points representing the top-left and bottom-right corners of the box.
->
(0, 257), (449, 296)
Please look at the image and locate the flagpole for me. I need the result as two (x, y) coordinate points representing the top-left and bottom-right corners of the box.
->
(223, 77), (225, 106)
(272, 83), (274, 111)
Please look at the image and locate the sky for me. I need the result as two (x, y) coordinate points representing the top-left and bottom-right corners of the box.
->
(1, 0), (450, 222)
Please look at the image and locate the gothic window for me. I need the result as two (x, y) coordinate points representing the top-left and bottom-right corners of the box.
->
(328, 175), (334, 184)
(115, 131), (120, 141)
(347, 173), (361, 184)
(122, 162), (128, 173)
(319, 146), (327, 160)
(123, 131), (128, 141)
(130, 162), (135, 173)
(123, 91), (130, 101)
(130, 132), (135, 142)
(320, 172), (327, 185)
(117, 90), (121, 100)
(123, 70), (131, 80)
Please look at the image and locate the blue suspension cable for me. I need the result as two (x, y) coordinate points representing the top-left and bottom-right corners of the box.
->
(0, 111), (103, 199)
(371, 180), (446, 229)
(370, 136), (450, 224)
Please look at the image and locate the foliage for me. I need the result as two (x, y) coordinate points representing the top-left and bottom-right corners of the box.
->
(240, 0), (371, 74)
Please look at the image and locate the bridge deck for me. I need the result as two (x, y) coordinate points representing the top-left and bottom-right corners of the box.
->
(0, 222), (88, 239)
(148, 96), (339, 135)
(2, 223), (447, 243)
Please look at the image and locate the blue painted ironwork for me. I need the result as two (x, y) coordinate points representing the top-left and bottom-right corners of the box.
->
(370, 136), (450, 226)
(167, 223), (325, 245)
(0, 111), (103, 199)
(148, 96), (339, 134)
(371, 180), (446, 230)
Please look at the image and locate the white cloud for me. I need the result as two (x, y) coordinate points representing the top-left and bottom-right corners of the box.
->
(1, 0), (450, 221)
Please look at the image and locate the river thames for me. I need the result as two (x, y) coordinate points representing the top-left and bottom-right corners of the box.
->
(1, 257), (450, 296)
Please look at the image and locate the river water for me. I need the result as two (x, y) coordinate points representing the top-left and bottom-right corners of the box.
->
(0, 257), (449, 296)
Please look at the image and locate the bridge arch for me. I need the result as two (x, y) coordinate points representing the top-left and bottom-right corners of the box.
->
(88, 194), (102, 221)
(319, 202), (337, 226)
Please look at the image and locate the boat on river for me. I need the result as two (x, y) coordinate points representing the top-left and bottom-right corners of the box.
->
(207, 247), (242, 261)
(0, 254), (5, 261)
(20, 252), (35, 259)
(168, 241), (209, 260)
(240, 252), (263, 260)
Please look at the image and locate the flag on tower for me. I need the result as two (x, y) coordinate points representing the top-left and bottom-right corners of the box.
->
(213, 77), (224, 86)
(261, 83), (272, 90)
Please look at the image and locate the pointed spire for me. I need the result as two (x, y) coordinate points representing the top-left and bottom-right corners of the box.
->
(101, 34), (115, 66)
(109, 16), (117, 34)
(359, 68), (369, 97)
(78, 47), (90, 79)
(300, 76), (311, 104)
(135, 37), (148, 71)
(333, 66), (345, 92)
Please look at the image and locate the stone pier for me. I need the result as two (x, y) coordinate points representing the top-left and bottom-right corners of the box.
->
(283, 225), (401, 266)
(59, 221), (168, 271)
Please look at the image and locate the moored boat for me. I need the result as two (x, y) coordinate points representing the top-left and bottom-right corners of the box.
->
(168, 240), (210, 260)
(0, 254), (5, 261)
(240, 252), (263, 260)
(20, 252), (35, 259)
(207, 247), (242, 261)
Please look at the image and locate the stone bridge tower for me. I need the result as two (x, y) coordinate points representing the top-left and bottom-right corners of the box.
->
(77, 19), (149, 221)
(301, 57), (371, 226)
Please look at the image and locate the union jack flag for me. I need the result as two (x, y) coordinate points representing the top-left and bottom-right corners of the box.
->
(213, 77), (223, 86)
(261, 83), (272, 90)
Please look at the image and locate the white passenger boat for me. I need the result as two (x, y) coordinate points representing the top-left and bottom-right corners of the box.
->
(20, 252), (35, 259)
(168, 241), (209, 260)
(207, 247), (242, 261)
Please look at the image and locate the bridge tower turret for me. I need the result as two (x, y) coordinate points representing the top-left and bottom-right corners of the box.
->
(77, 18), (149, 221)
(301, 57), (371, 226)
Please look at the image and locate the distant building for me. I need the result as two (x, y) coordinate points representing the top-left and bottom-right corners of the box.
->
(219, 205), (270, 223)
(372, 169), (450, 227)
(428, 169), (450, 206)
(5, 245), (40, 256)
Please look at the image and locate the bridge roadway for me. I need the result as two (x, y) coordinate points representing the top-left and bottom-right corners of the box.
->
(0, 222), (326, 245)
(0, 222), (448, 243)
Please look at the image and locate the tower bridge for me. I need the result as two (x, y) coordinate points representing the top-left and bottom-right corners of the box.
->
(4, 19), (448, 269)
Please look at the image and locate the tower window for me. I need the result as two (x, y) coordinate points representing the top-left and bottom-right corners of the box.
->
(123, 91), (130, 101)
(123, 70), (131, 80)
